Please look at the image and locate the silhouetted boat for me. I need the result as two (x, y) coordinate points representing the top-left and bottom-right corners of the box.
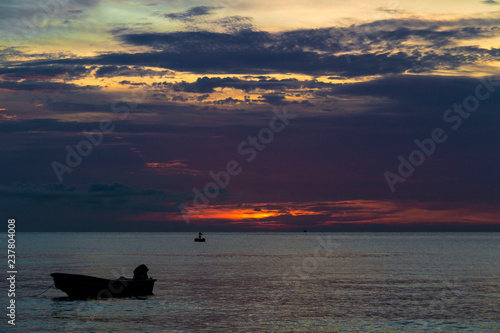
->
(51, 265), (156, 299)
(194, 232), (205, 242)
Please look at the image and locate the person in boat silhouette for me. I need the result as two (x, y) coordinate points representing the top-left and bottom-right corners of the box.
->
(133, 264), (149, 280)
(198, 232), (203, 239)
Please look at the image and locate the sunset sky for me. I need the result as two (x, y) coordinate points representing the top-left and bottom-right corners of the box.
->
(2, 0), (500, 231)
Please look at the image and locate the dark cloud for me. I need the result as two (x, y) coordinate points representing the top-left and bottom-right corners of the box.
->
(45, 101), (170, 114)
(275, 18), (499, 53)
(3, 5), (500, 232)
(331, 74), (500, 109)
(34, 46), (419, 77)
(94, 65), (123, 77)
(375, 7), (407, 14)
(0, 117), (177, 133)
(212, 97), (243, 105)
(94, 65), (172, 78)
(153, 76), (330, 94)
(259, 94), (286, 105)
(164, 6), (221, 21)
(196, 94), (210, 101)
(118, 30), (270, 52)
(0, 181), (180, 205)
(0, 118), (113, 132)
(0, 80), (98, 92)
(0, 181), (189, 231)
(47, 101), (113, 113)
(118, 80), (147, 86)
(157, 76), (241, 93)
(0, 47), (24, 62)
(2, 70), (500, 229)
(171, 95), (188, 102)
(0, 65), (89, 80)
(29, 16), (498, 77)
(210, 15), (254, 33)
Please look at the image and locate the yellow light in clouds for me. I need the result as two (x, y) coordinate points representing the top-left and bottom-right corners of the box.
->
(179, 205), (323, 222)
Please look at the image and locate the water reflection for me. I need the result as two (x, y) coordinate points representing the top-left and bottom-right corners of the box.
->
(12, 232), (500, 332)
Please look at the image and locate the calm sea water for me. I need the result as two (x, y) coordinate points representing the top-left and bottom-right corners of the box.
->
(2, 232), (499, 332)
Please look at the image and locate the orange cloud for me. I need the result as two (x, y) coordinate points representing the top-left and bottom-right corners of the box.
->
(182, 205), (320, 220)
(0, 113), (16, 120)
(144, 160), (202, 176)
(318, 200), (500, 226)
(121, 200), (500, 230)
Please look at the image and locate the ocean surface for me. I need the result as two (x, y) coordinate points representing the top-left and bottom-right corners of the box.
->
(2, 232), (499, 332)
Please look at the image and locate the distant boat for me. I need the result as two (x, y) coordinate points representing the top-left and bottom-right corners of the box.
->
(195, 232), (205, 242)
(51, 265), (156, 299)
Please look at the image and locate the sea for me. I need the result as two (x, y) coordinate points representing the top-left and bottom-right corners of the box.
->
(2, 232), (499, 332)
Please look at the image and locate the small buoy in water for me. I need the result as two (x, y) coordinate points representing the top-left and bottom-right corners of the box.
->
(194, 232), (205, 242)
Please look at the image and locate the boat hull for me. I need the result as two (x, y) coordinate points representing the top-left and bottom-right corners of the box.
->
(51, 273), (156, 299)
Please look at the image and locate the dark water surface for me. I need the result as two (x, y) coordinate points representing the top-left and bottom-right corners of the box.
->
(3, 232), (499, 332)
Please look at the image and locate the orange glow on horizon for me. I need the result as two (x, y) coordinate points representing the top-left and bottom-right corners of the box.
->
(0, 113), (16, 120)
(120, 200), (500, 230)
(181, 206), (321, 221)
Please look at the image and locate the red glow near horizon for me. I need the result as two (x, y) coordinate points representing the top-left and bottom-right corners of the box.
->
(120, 200), (500, 230)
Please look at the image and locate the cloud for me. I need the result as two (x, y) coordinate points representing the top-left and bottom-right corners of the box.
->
(375, 7), (407, 14)
(0, 181), (188, 224)
(0, 181), (182, 205)
(209, 15), (254, 33)
(0, 47), (24, 62)
(164, 6), (222, 21)
(0, 65), (89, 80)
(118, 80), (146, 86)
(0, 80), (98, 92)
(212, 96), (243, 105)
(157, 76), (241, 93)
(94, 65), (172, 78)
(330, 74), (500, 109)
(34, 45), (419, 77)
(153, 76), (330, 94)
(30, 16), (497, 77)
(165, 200), (500, 230)
(118, 30), (270, 52)
(259, 94), (286, 105)
(482, 0), (500, 4)
(0, 118), (120, 133)
(144, 160), (202, 176)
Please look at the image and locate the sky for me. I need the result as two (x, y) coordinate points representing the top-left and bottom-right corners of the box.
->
(1, 0), (500, 231)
